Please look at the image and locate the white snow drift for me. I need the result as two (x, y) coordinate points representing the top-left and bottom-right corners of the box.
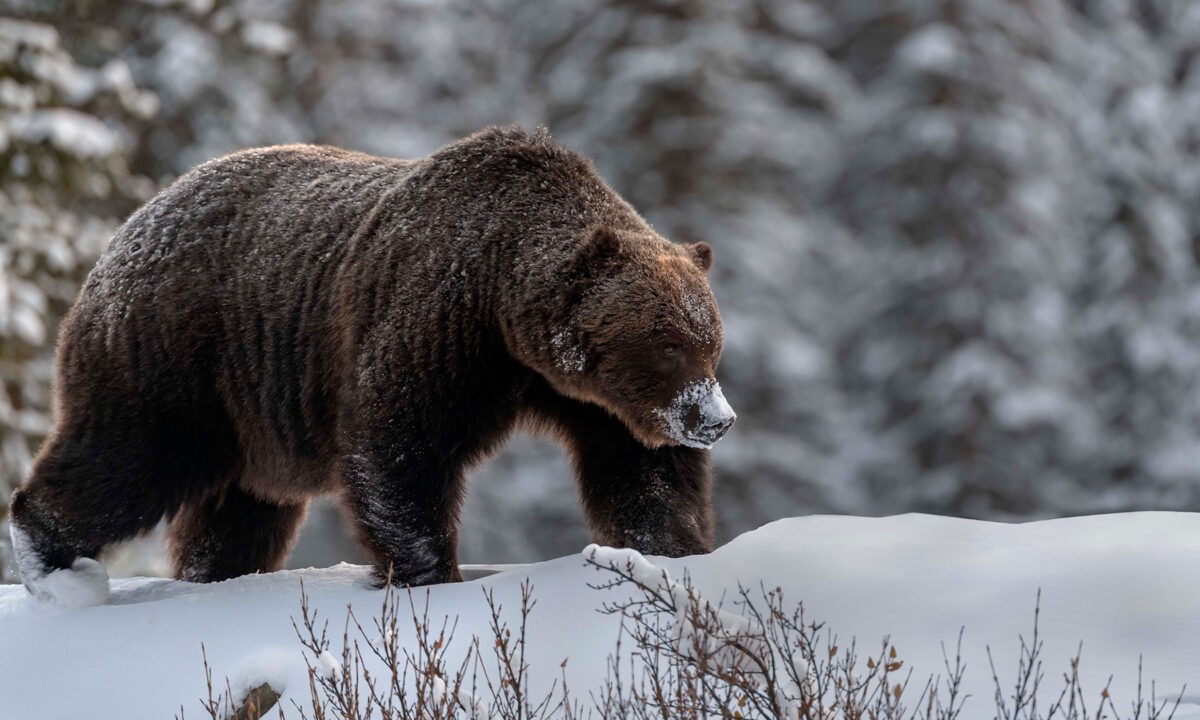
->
(1, 512), (1199, 719)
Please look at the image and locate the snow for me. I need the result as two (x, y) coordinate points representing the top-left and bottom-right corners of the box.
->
(9, 304), (44, 345)
(29, 558), (110, 608)
(8, 110), (121, 158)
(7, 522), (41, 581)
(681, 288), (716, 343)
(550, 329), (585, 373)
(895, 25), (965, 74)
(226, 645), (308, 705)
(2, 512), (1198, 719)
(240, 22), (297, 57)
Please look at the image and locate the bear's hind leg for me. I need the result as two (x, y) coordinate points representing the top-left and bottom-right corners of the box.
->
(168, 485), (308, 582)
(8, 488), (110, 608)
(10, 402), (239, 604)
(11, 447), (187, 605)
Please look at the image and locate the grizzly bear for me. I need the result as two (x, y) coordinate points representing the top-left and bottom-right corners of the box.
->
(8, 126), (735, 605)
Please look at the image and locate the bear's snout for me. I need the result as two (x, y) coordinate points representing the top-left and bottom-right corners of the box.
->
(688, 381), (736, 445)
(696, 408), (736, 444)
(657, 378), (737, 449)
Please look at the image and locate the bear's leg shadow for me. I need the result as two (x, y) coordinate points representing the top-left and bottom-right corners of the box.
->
(531, 391), (715, 557)
(340, 448), (470, 588)
(168, 485), (309, 582)
(9, 404), (237, 605)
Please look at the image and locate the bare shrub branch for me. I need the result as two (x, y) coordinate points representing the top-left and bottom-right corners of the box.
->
(182, 554), (1186, 720)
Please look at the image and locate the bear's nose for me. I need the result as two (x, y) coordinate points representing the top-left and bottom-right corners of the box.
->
(667, 378), (737, 448)
(697, 411), (736, 443)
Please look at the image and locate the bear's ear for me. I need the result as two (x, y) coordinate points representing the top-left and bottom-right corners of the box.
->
(688, 242), (714, 273)
(571, 226), (623, 277)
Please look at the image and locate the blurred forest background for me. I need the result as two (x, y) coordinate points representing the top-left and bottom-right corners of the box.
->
(3, 0), (1200, 581)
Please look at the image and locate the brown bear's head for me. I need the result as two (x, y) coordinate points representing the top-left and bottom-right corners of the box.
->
(549, 225), (736, 449)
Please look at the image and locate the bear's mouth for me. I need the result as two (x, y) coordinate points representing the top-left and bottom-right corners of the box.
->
(654, 379), (736, 449)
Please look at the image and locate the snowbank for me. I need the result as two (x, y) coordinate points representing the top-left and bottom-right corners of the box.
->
(1, 513), (1198, 719)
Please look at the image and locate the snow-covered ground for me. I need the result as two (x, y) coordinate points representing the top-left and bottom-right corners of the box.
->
(1, 513), (1198, 719)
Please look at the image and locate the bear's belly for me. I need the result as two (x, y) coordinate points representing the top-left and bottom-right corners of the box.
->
(235, 434), (340, 502)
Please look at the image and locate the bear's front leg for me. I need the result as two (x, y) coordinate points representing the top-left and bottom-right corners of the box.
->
(553, 399), (716, 557)
(341, 449), (465, 587)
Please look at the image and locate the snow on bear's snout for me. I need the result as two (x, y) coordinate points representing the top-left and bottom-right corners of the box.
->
(656, 379), (736, 449)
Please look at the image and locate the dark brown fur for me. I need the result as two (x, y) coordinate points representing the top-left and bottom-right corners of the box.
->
(10, 127), (728, 588)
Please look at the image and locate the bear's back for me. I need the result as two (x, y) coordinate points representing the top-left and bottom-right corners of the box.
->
(58, 146), (420, 460)
(91, 145), (415, 288)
